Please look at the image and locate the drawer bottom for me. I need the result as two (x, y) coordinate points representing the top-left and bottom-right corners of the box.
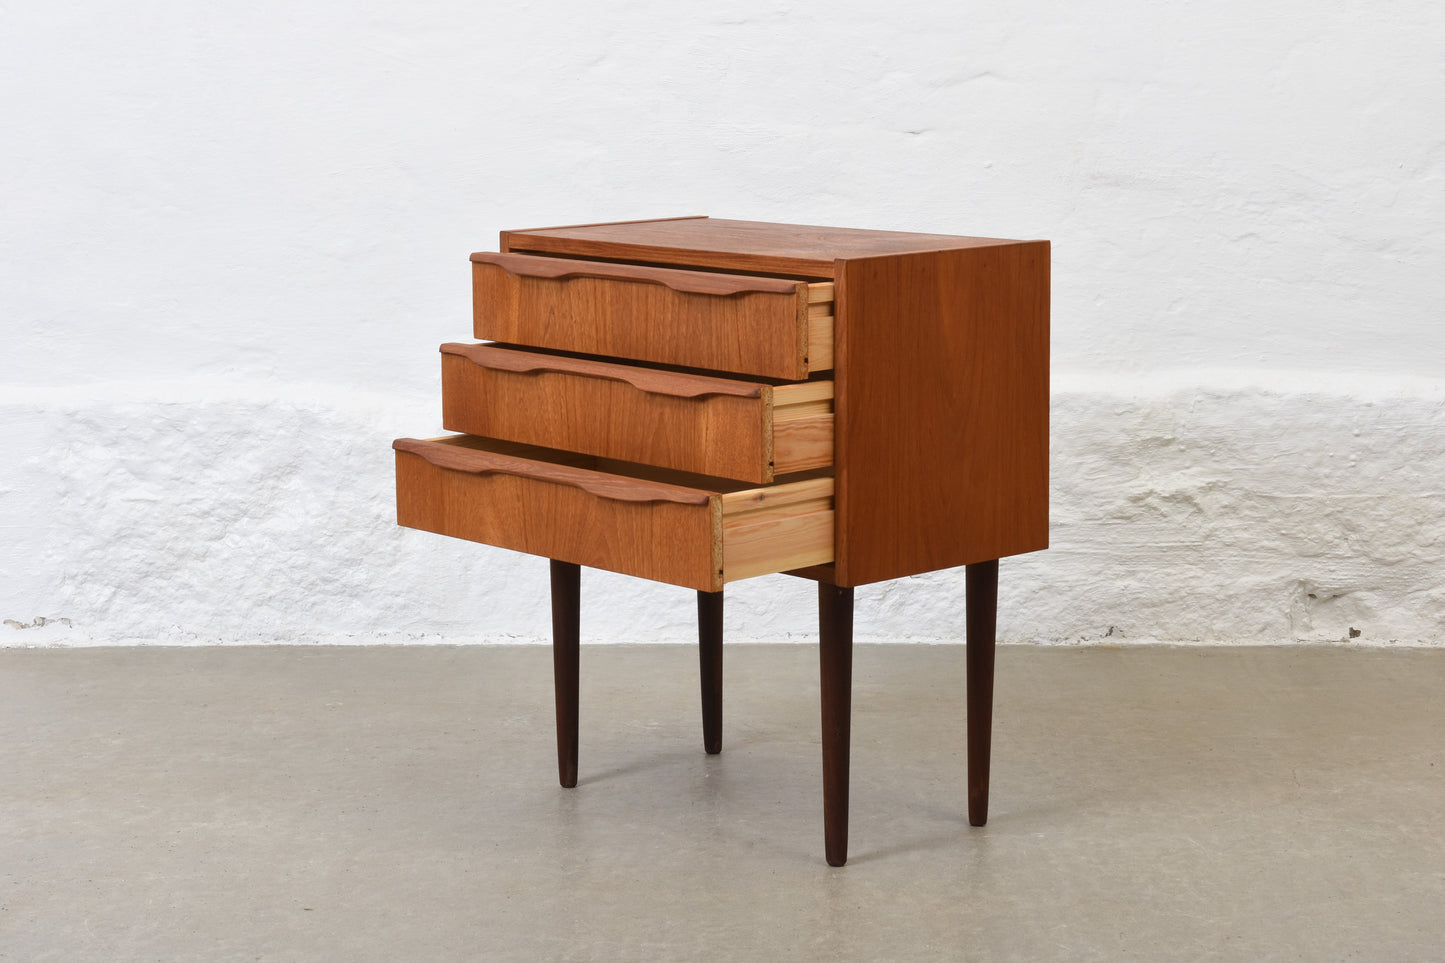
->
(394, 436), (833, 592)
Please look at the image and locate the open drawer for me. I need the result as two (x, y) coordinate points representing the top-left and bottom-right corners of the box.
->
(471, 252), (834, 380)
(394, 435), (834, 592)
(440, 343), (833, 484)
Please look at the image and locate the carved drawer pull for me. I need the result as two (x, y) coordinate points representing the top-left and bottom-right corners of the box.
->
(470, 252), (803, 297)
(440, 344), (765, 400)
(392, 438), (712, 506)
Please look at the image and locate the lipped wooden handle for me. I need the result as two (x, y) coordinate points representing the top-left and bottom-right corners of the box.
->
(470, 252), (803, 297)
(440, 344), (765, 400)
(393, 438), (713, 506)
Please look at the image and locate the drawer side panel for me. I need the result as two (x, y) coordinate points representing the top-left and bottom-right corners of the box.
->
(771, 412), (834, 474)
(722, 508), (834, 584)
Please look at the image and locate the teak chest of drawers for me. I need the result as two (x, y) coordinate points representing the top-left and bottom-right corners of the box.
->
(394, 216), (1050, 865)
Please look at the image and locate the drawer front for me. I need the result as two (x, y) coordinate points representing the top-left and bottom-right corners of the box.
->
(471, 253), (834, 380)
(394, 436), (834, 592)
(440, 344), (834, 484)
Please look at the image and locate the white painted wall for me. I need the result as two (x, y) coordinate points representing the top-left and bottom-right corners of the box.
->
(3, 1), (1442, 645)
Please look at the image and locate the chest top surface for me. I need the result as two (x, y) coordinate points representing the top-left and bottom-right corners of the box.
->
(501, 216), (1031, 278)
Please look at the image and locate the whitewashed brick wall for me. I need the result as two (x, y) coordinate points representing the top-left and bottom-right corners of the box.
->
(3, 1), (1441, 644)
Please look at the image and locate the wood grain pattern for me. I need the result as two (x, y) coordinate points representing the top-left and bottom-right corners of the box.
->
(394, 436), (835, 592)
(807, 315), (834, 371)
(720, 476), (834, 581)
(503, 217), (1024, 278)
(832, 242), (1050, 586)
(771, 413), (834, 473)
(440, 344), (834, 483)
(771, 381), (834, 407)
(718, 476), (834, 514)
(721, 507), (834, 583)
(473, 256), (827, 380)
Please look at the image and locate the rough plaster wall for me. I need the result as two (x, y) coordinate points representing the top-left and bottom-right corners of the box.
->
(3, 1), (1442, 645)
(5, 375), (1440, 646)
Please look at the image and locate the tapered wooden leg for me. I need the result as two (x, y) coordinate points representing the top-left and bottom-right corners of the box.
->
(551, 559), (580, 789)
(698, 590), (723, 755)
(819, 582), (854, 867)
(966, 559), (999, 826)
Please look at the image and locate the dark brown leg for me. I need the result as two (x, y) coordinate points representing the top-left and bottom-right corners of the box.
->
(698, 590), (723, 755)
(819, 582), (854, 866)
(966, 559), (999, 826)
(551, 559), (580, 788)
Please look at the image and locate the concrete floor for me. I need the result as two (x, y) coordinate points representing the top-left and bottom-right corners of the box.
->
(1, 644), (1442, 961)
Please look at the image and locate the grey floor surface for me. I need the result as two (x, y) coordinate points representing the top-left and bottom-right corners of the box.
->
(2, 643), (1442, 961)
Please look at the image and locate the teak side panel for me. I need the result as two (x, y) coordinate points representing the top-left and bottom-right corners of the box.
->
(439, 345), (777, 483)
(833, 242), (1050, 586)
(396, 448), (722, 591)
(472, 260), (813, 380)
